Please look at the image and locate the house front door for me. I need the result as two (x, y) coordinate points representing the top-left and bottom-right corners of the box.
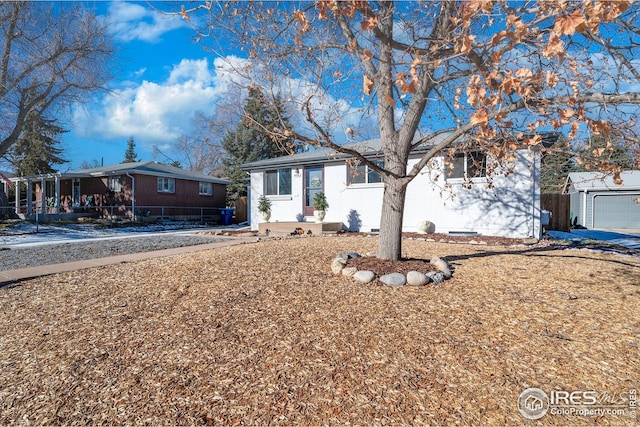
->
(303, 166), (323, 216)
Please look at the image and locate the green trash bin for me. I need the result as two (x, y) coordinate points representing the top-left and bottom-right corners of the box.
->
(219, 207), (234, 225)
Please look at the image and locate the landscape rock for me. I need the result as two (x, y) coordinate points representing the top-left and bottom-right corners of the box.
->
(331, 257), (347, 274)
(430, 256), (452, 278)
(426, 271), (445, 284)
(406, 271), (429, 286)
(338, 251), (360, 259)
(341, 267), (358, 277)
(353, 270), (376, 283)
(416, 220), (436, 234)
(380, 273), (406, 287)
(523, 237), (539, 245)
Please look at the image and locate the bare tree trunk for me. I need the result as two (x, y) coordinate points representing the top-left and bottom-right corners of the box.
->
(377, 179), (407, 261)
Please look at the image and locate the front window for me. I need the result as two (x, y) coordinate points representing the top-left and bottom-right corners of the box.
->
(347, 160), (383, 185)
(157, 177), (175, 193)
(445, 152), (486, 179)
(265, 168), (292, 195)
(199, 182), (213, 196)
(109, 176), (122, 192)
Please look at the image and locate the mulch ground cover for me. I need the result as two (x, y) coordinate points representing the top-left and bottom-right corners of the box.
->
(0, 236), (638, 425)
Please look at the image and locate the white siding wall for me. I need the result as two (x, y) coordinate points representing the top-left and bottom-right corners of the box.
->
(249, 167), (305, 227)
(250, 149), (542, 238)
(323, 162), (384, 231)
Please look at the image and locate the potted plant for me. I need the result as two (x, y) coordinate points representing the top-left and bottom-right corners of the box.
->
(258, 195), (272, 222)
(313, 191), (329, 223)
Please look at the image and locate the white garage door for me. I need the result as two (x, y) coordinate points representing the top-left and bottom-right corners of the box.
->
(593, 194), (640, 229)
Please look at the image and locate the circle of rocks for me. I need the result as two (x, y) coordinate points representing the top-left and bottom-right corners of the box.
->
(330, 251), (452, 287)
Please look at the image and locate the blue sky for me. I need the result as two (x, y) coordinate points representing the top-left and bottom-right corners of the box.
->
(33, 1), (640, 171)
(61, 1), (383, 171)
(62, 1), (243, 169)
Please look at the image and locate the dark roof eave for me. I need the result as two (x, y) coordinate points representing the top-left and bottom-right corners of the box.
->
(239, 147), (437, 171)
(11, 170), (231, 185)
(240, 152), (349, 171)
(239, 131), (562, 171)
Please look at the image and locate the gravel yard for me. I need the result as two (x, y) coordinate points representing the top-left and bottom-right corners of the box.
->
(0, 236), (638, 425)
(0, 234), (229, 270)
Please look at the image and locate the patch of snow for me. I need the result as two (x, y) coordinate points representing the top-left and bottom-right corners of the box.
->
(0, 222), (244, 248)
(546, 229), (640, 250)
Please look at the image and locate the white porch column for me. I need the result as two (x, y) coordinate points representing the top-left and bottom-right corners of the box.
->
(40, 177), (46, 215)
(26, 180), (32, 214)
(55, 175), (60, 215)
(14, 181), (20, 215)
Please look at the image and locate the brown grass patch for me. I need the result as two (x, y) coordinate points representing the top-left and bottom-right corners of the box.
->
(0, 237), (639, 425)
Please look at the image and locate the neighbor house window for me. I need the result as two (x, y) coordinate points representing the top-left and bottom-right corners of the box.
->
(109, 176), (122, 192)
(265, 168), (292, 195)
(199, 182), (213, 196)
(157, 177), (175, 193)
(347, 160), (383, 185)
(445, 152), (487, 179)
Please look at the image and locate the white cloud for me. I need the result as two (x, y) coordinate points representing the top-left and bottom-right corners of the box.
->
(105, 1), (188, 43)
(133, 67), (147, 77)
(73, 58), (247, 151)
(71, 54), (378, 160)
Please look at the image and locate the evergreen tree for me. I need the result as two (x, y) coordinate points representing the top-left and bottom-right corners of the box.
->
(540, 136), (577, 193)
(7, 112), (67, 176)
(540, 133), (635, 193)
(122, 137), (139, 163)
(575, 134), (635, 171)
(222, 87), (293, 200)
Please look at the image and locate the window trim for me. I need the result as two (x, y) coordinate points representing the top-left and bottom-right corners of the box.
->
(347, 160), (384, 186)
(157, 177), (176, 193)
(109, 176), (122, 192)
(445, 152), (487, 181)
(264, 168), (292, 196)
(199, 181), (213, 196)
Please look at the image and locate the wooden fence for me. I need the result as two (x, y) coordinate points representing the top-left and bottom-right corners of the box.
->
(541, 193), (570, 232)
(234, 196), (248, 223)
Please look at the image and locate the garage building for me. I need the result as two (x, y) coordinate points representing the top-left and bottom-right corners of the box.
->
(563, 171), (640, 229)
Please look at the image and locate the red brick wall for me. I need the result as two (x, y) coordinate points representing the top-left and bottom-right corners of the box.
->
(133, 175), (226, 208)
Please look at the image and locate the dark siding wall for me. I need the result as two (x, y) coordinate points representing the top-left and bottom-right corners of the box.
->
(81, 177), (109, 205)
(60, 180), (72, 211)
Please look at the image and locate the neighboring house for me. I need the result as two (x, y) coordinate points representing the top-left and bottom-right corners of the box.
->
(10, 161), (230, 221)
(0, 171), (14, 203)
(563, 170), (640, 229)
(0, 171), (15, 218)
(241, 135), (554, 239)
